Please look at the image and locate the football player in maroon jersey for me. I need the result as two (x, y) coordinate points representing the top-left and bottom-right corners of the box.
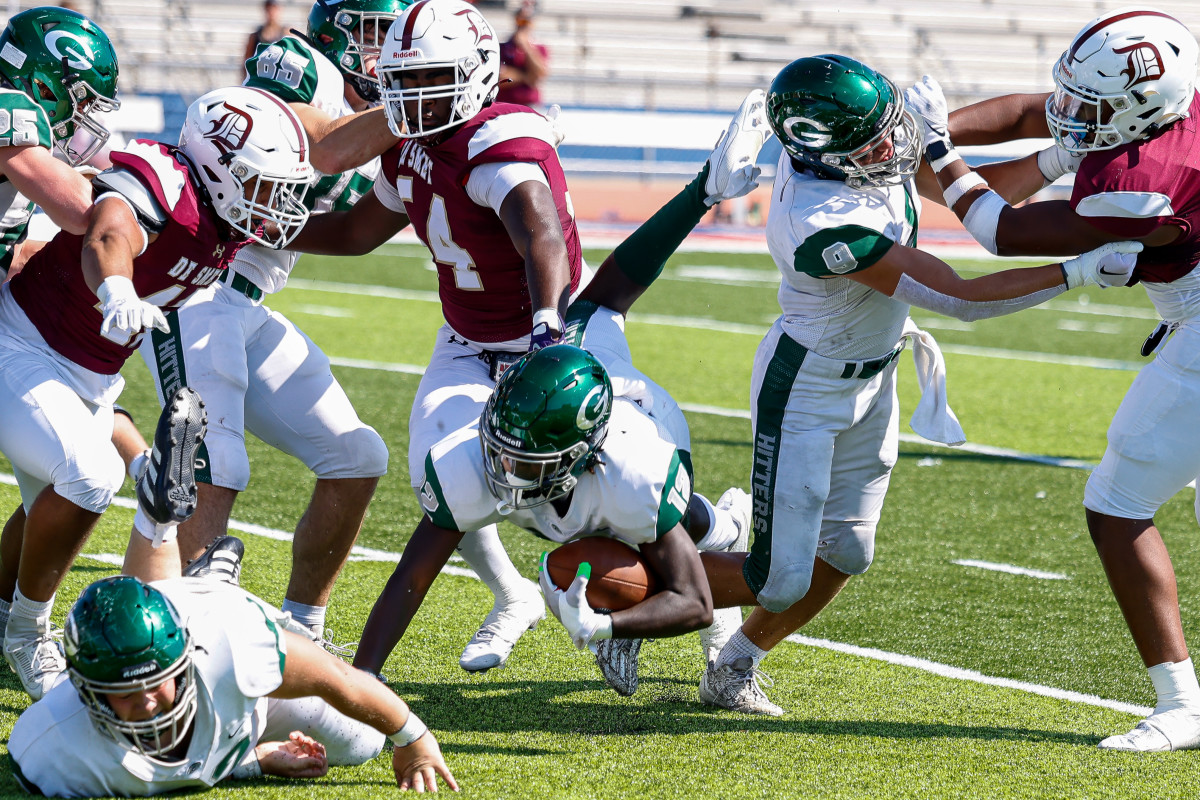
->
(0, 86), (313, 702)
(910, 6), (1200, 752)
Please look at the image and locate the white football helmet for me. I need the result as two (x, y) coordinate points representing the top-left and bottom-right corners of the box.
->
(1047, 6), (1199, 152)
(178, 86), (314, 248)
(377, 0), (501, 139)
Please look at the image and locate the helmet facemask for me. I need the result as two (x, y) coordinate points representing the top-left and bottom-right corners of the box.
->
(480, 421), (606, 511)
(828, 101), (921, 189)
(308, 0), (404, 103)
(54, 72), (121, 165)
(380, 54), (495, 139)
(217, 154), (313, 249)
(70, 636), (198, 764)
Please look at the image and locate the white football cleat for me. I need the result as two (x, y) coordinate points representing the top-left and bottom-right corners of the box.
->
(704, 89), (769, 207)
(595, 637), (643, 696)
(460, 579), (545, 673)
(4, 626), (68, 701)
(1098, 708), (1200, 752)
(699, 655), (784, 716)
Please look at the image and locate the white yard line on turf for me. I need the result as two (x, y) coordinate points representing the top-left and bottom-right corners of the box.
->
(46, 483), (1145, 718)
(952, 560), (1069, 580)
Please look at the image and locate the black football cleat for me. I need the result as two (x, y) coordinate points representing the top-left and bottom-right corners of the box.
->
(136, 387), (207, 525)
(183, 535), (244, 586)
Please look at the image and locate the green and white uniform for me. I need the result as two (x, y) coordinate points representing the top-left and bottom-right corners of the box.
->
(0, 89), (53, 274)
(8, 579), (384, 797)
(746, 153), (920, 613)
(420, 397), (691, 547)
(138, 34), (388, 494)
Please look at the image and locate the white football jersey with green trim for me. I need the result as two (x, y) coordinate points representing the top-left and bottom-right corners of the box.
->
(766, 152), (920, 360)
(420, 398), (688, 545)
(8, 579), (287, 797)
(0, 89), (54, 268)
(238, 35), (380, 294)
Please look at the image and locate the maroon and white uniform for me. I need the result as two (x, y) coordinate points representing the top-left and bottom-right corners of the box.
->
(372, 104), (582, 490)
(1073, 93), (1200, 519)
(0, 139), (235, 514)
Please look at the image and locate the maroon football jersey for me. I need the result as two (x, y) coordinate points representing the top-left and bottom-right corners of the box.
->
(10, 140), (234, 374)
(379, 103), (581, 342)
(1072, 92), (1200, 284)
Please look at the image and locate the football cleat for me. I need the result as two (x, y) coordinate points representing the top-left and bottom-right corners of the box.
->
(704, 89), (769, 207)
(595, 637), (643, 696)
(1098, 708), (1200, 752)
(182, 535), (244, 587)
(699, 656), (784, 716)
(136, 387), (207, 525)
(318, 630), (359, 663)
(4, 626), (68, 701)
(459, 580), (545, 673)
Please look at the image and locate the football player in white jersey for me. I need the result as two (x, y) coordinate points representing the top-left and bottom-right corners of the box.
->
(349, 91), (773, 695)
(138, 0), (405, 647)
(695, 55), (1142, 716)
(7, 571), (457, 796)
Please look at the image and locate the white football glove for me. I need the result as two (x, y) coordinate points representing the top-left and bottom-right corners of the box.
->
(903, 75), (951, 152)
(1061, 241), (1143, 290)
(559, 563), (613, 650)
(545, 104), (566, 149)
(1036, 143), (1085, 183)
(538, 552), (565, 624)
(97, 275), (170, 343)
(704, 89), (768, 207)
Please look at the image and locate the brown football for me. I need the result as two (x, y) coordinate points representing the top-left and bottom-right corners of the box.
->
(546, 537), (658, 611)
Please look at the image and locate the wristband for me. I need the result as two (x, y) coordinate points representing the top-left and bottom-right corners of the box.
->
(942, 172), (987, 209)
(925, 140), (961, 172)
(389, 712), (428, 748)
(532, 307), (561, 329)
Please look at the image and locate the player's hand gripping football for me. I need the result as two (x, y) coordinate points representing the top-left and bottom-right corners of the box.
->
(903, 75), (951, 154)
(560, 563), (614, 650)
(1061, 241), (1143, 289)
(538, 551), (565, 623)
(98, 275), (170, 343)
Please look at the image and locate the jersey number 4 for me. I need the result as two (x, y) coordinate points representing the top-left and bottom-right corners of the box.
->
(395, 176), (483, 291)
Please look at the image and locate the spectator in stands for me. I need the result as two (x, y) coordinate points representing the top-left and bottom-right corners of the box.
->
(243, 0), (288, 69)
(497, 0), (549, 108)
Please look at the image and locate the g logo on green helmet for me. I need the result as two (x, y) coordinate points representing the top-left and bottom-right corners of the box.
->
(783, 115), (832, 148)
(44, 30), (95, 71)
(576, 385), (610, 431)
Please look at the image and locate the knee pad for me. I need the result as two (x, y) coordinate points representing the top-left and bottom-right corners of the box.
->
(755, 560), (815, 614)
(57, 447), (124, 514)
(815, 521), (876, 576)
(201, 430), (251, 491)
(313, 425), (389, 479)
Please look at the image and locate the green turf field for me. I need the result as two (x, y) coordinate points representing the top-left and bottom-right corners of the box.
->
(2, 241), (1198, 798)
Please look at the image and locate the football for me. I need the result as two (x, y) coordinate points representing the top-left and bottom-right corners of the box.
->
(545, 537), (658, 611)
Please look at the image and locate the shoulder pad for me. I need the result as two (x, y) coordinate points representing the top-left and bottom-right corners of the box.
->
(792, 223), (895, 277)
(109, 141), (197, 225)
(467, 109), (557, 164)
(0, 89), (52, 150)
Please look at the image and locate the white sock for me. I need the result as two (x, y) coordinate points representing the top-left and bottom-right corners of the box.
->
(1149, 658), (1200, 713)
(8, 586), (54, 638)
(282, 600), (327, 638)
(456, 525), (532, 604)
(128, 449), (151, 482)
(716, 628), (769, 670)
(693, 493), (738, 552)
(0, 597), (11, 637)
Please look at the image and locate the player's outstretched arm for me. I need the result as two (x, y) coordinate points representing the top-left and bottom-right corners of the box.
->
(273, 629), (459, 792)
(498, 180), (572, 329)
(0, 144), (95, 235)
(288, 191), (409, 256)
(291, 104), (399, 176)
(947, 92), (1051, 146)
(354, 516), (466, 675)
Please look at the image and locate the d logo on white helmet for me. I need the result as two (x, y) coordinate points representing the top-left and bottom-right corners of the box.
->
(204, 103), (254, 157)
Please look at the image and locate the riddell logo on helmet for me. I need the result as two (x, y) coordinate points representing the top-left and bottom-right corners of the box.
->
(1114, 42), (1165, 89)
(392, 49), (422, 59)
(204, 103), (254, 155)
(120, 661), (160, 680)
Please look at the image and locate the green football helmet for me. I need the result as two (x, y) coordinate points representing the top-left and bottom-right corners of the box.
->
(481, 344), (613, 511)
(0, 6), (119, 165)
(64, 576), (197, 763)
(308, 0), (408, 102)
(765, 54), (920, 188)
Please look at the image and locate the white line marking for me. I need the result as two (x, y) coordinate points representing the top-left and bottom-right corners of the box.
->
(786, 634), (1151, 717)
(953, 559), (1069, 580)
(291, 304), (355, 318)
(1056, 320), (1124, 335)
